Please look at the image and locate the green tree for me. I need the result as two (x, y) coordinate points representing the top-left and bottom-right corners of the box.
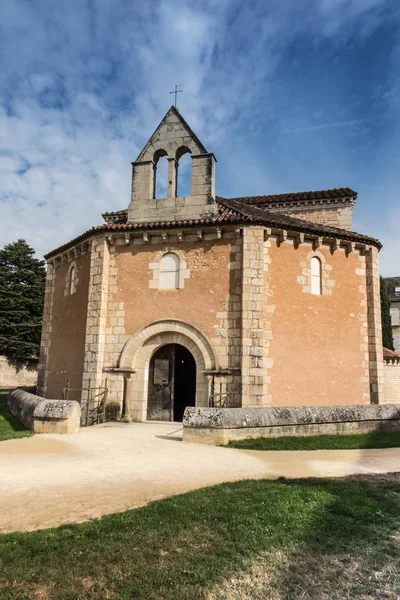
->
(0, 239), (46, 361)
(380, 275), (394, 351)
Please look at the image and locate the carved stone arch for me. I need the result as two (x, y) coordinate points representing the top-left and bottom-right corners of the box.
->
(153, 148), (168, 164)
(176, 145), (192, 161)
(119, 319), (217, 421)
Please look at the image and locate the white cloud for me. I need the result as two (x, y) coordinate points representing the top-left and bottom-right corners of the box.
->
(0, 0), (398, 276)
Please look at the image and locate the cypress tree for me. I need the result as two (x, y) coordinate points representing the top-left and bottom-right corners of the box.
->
(380, 275), (395, 351)
(0, 239), (46, 361)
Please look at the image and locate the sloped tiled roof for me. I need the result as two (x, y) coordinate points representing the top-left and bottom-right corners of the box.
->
(101, 187), (357, 223)
(218, 187), (357, 206)
(383, 347), (400, 363)
(46, 195), (381, 259)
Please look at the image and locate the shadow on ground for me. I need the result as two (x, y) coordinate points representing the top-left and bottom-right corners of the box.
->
(1, 468), (400, 599)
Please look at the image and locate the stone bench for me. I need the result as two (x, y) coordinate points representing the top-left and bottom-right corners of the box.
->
(7, 389), (80, 434)
(182, 405), (400, 445)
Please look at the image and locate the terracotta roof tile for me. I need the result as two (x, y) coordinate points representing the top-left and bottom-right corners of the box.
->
(216, 187), (357, 206)
(46, 195), (381, 259)
(102, 187), (357, 223)
(383, 347), (400, 363)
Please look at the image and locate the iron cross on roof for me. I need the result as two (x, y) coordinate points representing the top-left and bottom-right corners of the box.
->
(169, 85), (183, 107)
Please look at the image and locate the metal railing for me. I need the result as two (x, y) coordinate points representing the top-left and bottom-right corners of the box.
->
(209, 380), (232, 408)
(62, 378), (108, 427)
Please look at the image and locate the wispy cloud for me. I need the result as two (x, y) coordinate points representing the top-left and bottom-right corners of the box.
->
(0, 0), (398, 275)
(286, 119), (370, 133)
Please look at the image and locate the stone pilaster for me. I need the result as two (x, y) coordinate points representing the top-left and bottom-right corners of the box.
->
(37, 262), (56, 397)
(81, 237), (110, 398)
(167, 158), (177, 198)
(240, 227), (267, 407)
(366, 246), (384, 403)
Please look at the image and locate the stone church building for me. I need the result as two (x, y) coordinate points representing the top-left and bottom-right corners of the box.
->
(37, 106), (384, 422)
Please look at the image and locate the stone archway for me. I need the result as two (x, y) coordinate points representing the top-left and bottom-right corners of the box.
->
(119, 319), (217, 421)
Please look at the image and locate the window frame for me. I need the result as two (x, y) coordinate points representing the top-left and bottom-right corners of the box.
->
(159, 252), (180, 290)
(310, 256), (322, 296)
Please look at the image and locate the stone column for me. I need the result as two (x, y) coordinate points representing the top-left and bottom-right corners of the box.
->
(127, 160), (155, 222)
(81, 237), (110, 401)
(167, 158), (177, 197)
(366, 246), (384, 403)
(191, 153), (217, 206)
(37, 261), (56, 397)
(240, 227), (266, 407)
(122, 371), (135, 422)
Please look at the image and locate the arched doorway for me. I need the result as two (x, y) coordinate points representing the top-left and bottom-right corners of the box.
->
(147, 343), (196, 422)
(118, 319), (217, 422)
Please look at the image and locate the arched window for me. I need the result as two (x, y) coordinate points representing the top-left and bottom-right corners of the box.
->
(160, 253), (179, 289)
(310, 257), (322, 295)
(69, 264), (76, 295)
(153, 149), (168, 199)
(176, 146), (192, 197)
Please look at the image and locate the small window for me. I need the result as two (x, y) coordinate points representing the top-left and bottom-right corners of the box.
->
(159, 253), (179, 289)
(310, 257), (322, 295)
(68, 264), (77, 295)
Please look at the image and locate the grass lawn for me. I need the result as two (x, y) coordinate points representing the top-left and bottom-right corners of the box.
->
(228, 431), (400, 451)
(0, 391), (32, 442)
(1, 474), (400, 599)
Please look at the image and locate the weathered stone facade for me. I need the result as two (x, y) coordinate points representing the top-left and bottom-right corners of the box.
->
(183, 404), (400, 445)
(38, 106), (387, 420)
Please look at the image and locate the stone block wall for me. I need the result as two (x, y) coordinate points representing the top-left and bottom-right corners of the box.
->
(383, 362), (400, 403)
(0, 356), (38, 389)
(281, 205), (353, 230)
(183, 405), (400, 445)
(8, 389), (80, 434)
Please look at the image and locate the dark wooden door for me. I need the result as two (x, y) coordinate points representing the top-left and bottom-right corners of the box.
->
(147, 344), (175, 421)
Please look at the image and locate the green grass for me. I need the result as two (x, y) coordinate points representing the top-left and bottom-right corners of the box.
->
(1, 474), (400, 599)
(227, 431), (400, 451)
(0, 391), (32, 441)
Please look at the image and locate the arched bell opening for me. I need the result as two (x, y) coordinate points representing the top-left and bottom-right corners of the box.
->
(153, 149), (168, 199)
(175, 146), (192, 198)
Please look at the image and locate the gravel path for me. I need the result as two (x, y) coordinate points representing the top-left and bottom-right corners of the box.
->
(1, 421), (400, 533)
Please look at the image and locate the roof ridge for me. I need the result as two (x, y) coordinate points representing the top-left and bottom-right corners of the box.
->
(216, 187), (357, 204)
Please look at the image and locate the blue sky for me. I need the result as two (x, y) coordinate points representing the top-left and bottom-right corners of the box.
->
(0, 0), (399, 275)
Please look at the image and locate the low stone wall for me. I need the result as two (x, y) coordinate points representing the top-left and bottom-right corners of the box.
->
(7, 389), (80, 434)
(0, 356), (38, 389)
(183, 405), (400, 445)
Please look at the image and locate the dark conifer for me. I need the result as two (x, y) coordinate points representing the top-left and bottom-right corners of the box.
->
(380, 275), (395, 351)
(0, 239), (46, 360)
